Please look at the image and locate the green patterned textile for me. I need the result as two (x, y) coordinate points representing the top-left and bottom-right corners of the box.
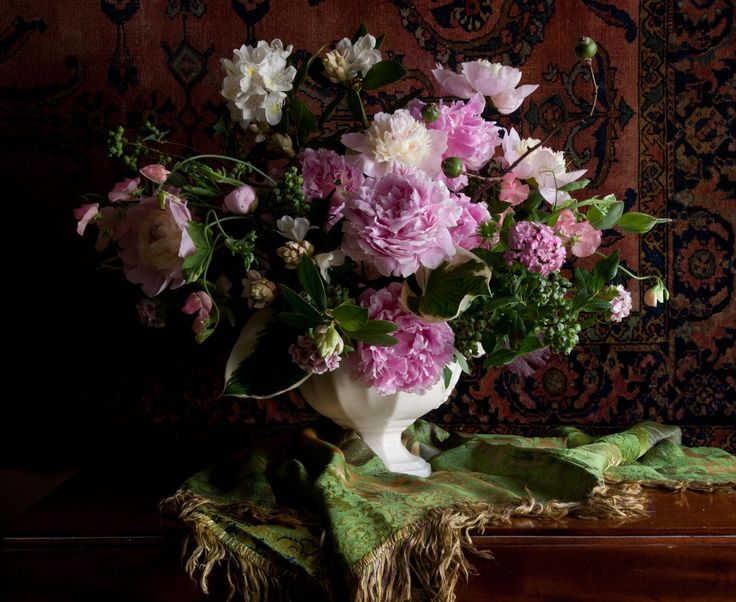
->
(164, 422), (736, 601)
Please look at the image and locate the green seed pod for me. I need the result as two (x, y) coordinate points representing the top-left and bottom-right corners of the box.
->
(421, 103), (440, 123)
(575, 36), (598, 60)
(441, 157), (464, 179)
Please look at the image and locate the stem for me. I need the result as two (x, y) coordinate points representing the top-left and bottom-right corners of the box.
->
(588, 59), (599, 118)
(593, 252), (657, 282)
(172, 154), (276, 185)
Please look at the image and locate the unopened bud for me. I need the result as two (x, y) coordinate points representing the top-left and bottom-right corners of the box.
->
(575, 36), (598, 61)
(441, 157), (464, 179)
(313, 324), (344, 358)
(421, 103), (440, 123)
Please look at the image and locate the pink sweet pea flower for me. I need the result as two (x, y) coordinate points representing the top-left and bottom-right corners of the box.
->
(182, 291), (213, 334)
(108, 177), (140, 202)
(139, 164), (171, 184)
(223, 185), (258, 214)
(554, 209), (602, 257)
(74, 203), (100, 236)
(498, 172), (529, 206)
(117, 194), (195, 297)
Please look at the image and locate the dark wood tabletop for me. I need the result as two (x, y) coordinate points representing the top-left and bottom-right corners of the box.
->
(2, 464), (735, 601)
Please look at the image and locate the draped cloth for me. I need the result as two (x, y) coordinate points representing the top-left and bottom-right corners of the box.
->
(162, 421), (736, 601)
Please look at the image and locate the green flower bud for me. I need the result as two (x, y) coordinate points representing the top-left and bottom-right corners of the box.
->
(313, 324), (344, 358)
(421, 103), (440, 123)
(575, 37), (598, 60)
(441, 157), (464, 179)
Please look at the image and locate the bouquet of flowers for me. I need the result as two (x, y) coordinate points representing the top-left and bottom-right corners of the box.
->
(75, 28), (669, 400)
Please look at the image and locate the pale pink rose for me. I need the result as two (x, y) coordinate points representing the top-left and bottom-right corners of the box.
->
(553, 209), (601, 257)
(117, 195), (196, 297)
(182, 291), (213, 334)
(139, 164), (171, 184)
(108, 177), (140, 202)
(432, 61), (538, 114)
(224, 185), (258, 214)
(499, 172), (529, 206)
(74, 203), (100, 236)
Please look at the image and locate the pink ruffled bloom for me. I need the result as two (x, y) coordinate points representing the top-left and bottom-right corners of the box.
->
(504, 221), (566, 277)
(610, 285), (632, 322)
(410, 93), (501, 175)
(117, 195), (196, 297)
(341, 109), (447, 178)
(341, 171), (461, 277)
(499, 172), (529, 206)
(553, 209), (601, 257)
(449, 192), (491, 250)
(139, 164), (171, 184)
(348, 283), (455, 395)
(224, 185), (258, 214)
(289, 335), (341, 374)
(432, 61), (538, 114)
(182, 291), (213, 334)
(108, 177), (140, 202)
(74, 203), (100, 236)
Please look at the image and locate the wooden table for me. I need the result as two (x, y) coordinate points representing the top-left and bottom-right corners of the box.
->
(2, 466), (735, 601)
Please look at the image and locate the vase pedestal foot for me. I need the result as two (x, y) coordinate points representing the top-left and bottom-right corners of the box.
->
(358, 426), (432, 478)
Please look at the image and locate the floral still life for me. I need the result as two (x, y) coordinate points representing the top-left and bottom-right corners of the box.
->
(75, 28), (736, 602)
(75, 29), (669, 409)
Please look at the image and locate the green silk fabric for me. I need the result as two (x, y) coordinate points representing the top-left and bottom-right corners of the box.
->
(171, 421), (736, 599)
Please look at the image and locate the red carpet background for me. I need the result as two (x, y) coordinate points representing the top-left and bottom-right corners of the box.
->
(1, 0), (733, 461)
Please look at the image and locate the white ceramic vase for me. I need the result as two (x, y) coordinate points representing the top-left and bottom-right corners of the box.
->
(299, 363), (462, 477)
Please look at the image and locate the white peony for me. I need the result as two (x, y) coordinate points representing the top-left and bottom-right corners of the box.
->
(501, 128), (586, 205)
(324, 34), (382, 84)
(341, 109), (447, 177)
(221, 39), (297, 129)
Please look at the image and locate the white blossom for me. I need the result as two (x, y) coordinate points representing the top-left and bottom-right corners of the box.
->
(324, 34), (381, 84)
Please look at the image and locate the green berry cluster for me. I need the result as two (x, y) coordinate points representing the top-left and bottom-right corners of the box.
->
(452, 298), (490, 358)
(528, 274), (581, 354)
(105, 122), (166, 171)
(266, 166), (308, 219)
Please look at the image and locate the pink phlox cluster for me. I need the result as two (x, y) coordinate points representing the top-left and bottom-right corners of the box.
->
(610, 285), (632, 322)
(289, 335), (341, 374)
(504, 221), (566, 277)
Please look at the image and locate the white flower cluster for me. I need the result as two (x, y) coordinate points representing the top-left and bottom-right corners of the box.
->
(221, 39), (297, 129)
(323, 34), (382, 84)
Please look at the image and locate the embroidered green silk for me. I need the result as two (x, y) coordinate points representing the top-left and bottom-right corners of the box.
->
(165, 421), (736, 601)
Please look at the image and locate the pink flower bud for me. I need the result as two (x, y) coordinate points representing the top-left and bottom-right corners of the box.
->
(223, 185), (258, 214)
(140, 164), (171, 184)
(74, 203), (100, 236)
(108, 177), (140, 202)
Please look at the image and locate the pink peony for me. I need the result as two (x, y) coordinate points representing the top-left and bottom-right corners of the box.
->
(432, 61), (538, 114)
(341, 171), (461, 277)
(300, 148), (364, 200)
(108, 177), (140, 202)
(139, 164), (171, 184)
(117, 195), (196, 297)
(182, 291), (213, 334)
(609, 285), (632, 322)
(553, 209), (601, 257)
(504, 221), (566, 277)
(223, 185), (258, 214)
(74, 203), (100, 236)
(289, 335), (341, 374)
(347, 283), (455, 395)
(410, 93), (501, 172)
(498, 172), (530, 206)
(449, 192), (491, 250)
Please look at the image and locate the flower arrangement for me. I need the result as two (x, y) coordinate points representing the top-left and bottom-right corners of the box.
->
(75, 27), (669, 400)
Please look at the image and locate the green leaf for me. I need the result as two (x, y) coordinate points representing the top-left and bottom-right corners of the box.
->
(296, 256), (327, 310)
(486, 296), (518, 313)
(346, 89), (368, 127)
(277, 312), (323, 329)
(442, 365), (453, 388)
(346, 319), (398, 346)
(592, 251), (620, 290)
(289, 98), (318, 134)
(332, 303), (369, 331)
(292, 45), (326, 92)
(519, 335), (544, 355)
(588, 200), (624, 230)
(453, 350), (471, 374)
(361, 60), (407, 90)
(560, 179), (591, 192)
(483, 349), (518, 368)
(581, 299), (611, 313)
(224, 310), (310, 398)
(182, 221), (212, 283)
(281, 284), (324, 323)
(617, 212), (670, 234)
(403, 249), (492, 321)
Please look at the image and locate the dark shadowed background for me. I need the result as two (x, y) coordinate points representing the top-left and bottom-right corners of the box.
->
(1, 0), (733, 473)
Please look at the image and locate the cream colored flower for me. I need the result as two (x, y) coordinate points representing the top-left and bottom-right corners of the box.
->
(277, 240), (315, 268)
